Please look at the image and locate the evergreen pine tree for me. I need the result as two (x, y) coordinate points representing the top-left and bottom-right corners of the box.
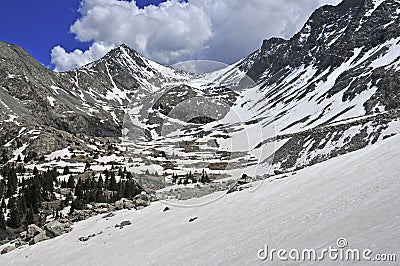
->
(69, 201), (75, 215)
(109, 172), (117, 191)
(103, 169), (110, 179)
(0, 198), (5, 210)
(97, 174), (104, 189)
(17, 192), (27, 219)
(0, 207), (6, 230)
(67, 175), (75, 189)
(6, 168), (18, 198)
(200, 170), (210, 183)
(7, 198), (21, 228)
(126, 172), (133, 180)
(172, 173), (178, 184)
(26, 208), (35, 225)
(0, 149), (8, 164)
(60, 180), (67, 188)
(75, 179), (83, 200)
(0, 180), (4, 198)
(84, 161), (91, 171)
(33, 166), (39, 176)
(63, 165), (70, 175)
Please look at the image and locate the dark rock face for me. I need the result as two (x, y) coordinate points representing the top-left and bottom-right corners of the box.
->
(0, 43), (120, 137)
(270, 109), (399, 170)
(0, 41), (188, 140)
(242, 0), (400, 112)
(0, 42), (182, 158)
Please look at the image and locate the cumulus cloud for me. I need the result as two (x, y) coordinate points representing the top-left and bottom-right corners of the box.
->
(51, 42), (115, 71)
(51, 0), (342, 71)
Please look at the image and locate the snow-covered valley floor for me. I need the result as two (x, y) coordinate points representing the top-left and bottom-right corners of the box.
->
(1, 135), (399, 265)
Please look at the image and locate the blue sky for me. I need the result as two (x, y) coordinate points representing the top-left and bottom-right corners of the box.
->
(0, 0), (166, 67)
(0, 0), (341, 71)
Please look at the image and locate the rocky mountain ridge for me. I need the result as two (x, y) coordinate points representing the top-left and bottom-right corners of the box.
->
(0, 0), (399, 178)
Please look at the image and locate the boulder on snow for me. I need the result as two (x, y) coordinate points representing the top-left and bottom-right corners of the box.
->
(78, 236), (90, 242)
(27, 224), (42, 238)
(78, 234), (95, 242)
(45, 220), (71, 238)
(132, 194), (152, 208)
(29, 231), (49, 245)
(273, 169), (284, 175)
(188, 217), (198, 223)
(115, 199), (135, 210)
(114, 200), (124, 210)
(14, 239), (27, 248)
(134, 199), (149, 208)
(19, 231), (27, 240)
(120, 220), (132, 227)
(94, 207), (108, 214)
(102, 213), (115, 219)
(70, 210), (91, 222)
(1, 245), (16, 255)
(115, 220), (132, 229)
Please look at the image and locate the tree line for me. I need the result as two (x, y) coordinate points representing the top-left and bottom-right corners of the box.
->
(0, 164), (142, 230)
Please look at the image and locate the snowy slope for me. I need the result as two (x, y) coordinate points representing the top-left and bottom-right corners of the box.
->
(1, 134), (399, 265)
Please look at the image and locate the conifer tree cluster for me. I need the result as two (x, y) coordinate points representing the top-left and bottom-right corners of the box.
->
(171, 170), (210, 185)
(0, 163), (142, 230)
(69, 168), (142, 214)
(0, 165), (57, 229)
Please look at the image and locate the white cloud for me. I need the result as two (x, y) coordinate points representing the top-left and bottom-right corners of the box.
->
(51, 42), (115, 71)
(51, 0), (342, 71)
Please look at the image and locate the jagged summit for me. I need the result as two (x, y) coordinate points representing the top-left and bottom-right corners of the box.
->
(117, 43), (134, 50)
(245, 0), (400, 81)
(95, 43), (144, 64)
